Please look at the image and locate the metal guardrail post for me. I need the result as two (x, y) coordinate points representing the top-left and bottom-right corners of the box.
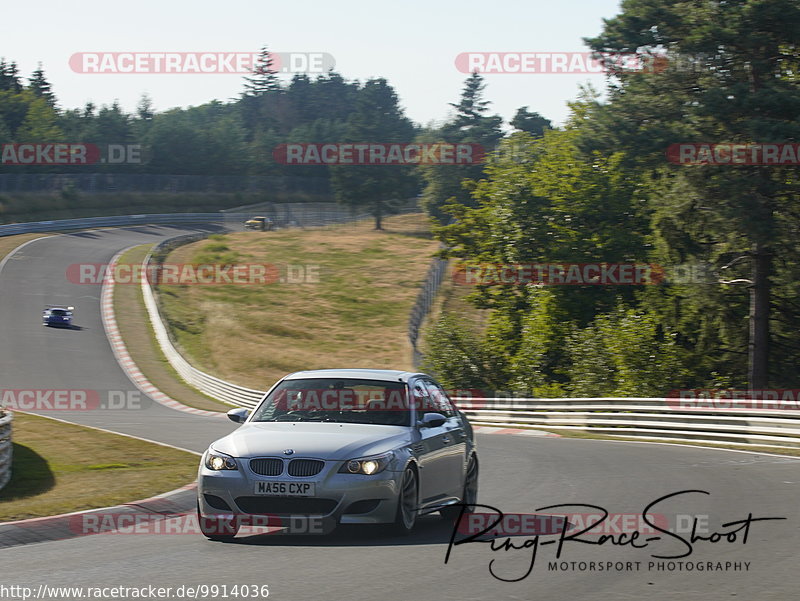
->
(408, 256), (448, 368)
(0, 412), (13, 491)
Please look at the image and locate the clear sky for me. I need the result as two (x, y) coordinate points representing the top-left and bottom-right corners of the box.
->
(3, 0), (623, 127)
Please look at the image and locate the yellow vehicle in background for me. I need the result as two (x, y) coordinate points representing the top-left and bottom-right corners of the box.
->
(244, 216), (273, 231)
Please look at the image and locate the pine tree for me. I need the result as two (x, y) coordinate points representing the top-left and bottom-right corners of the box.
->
(418, 72), (503, 222)
(28, 63), (55, 106)
(330, 78), (418, 229)
(0, 59), (22, 92)
(243, 46), (281, 97)
(136, 93), (155, 120)
(510, 107), (551, 137)
(448, 72), (492, 127)
(585, 0), (800, 389)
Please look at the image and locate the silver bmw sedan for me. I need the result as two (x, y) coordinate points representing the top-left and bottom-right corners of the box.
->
(197, 369), (478, 541)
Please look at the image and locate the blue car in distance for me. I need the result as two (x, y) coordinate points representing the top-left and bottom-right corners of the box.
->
(42, 306), (74, 327)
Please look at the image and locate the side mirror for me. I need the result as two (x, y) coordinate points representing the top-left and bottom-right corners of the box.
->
(418, 412), (447, 428)
(227, 408), (250, 423)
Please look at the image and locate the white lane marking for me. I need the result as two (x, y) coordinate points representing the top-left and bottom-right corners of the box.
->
(101, 247), (225, 419)
(10, 410), (201, 455)
(0, 236), (53, 274)
(562, 436), (800, 461)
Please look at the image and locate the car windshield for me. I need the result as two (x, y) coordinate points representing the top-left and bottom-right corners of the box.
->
(251, 378), (411, 426)
(51, 309), (68, 316)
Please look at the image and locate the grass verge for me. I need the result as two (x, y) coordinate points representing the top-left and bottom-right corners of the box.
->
(157, 214), (440, 388)
(112, 245), (232, 412)
(0, 412), (198, 521)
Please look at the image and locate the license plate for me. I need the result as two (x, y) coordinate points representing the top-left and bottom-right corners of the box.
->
(254, 481), (315, 496)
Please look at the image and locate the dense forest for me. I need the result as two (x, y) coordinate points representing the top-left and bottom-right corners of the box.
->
(0, 49), (542, 224)
(1, 0), (798, 394)
(423, 0), (799, 395)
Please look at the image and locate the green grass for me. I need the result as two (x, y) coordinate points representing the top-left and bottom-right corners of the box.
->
(0, 413), (199, 521)
(157, 213), (439, 388)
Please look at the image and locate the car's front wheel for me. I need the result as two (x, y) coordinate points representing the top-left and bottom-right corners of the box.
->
(389, 467), (418, 535)
(197, 502), (239, 541)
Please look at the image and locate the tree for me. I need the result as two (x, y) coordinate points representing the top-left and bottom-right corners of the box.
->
(243, 46), (280, 97)
(585, 0), (800, 389)
(0, 90), (31, 136)
(88, 101), (132, 142)
(143, 111), (209, 174)
(329, 78), (417, 229)
(0, 118), (11, 145)
(429, 105), (652, 392)
(28, 64), (55, 107)
(15, 95), (64, 142)
(0, 59), (22, 93)
(136, 93), (155, 121)
(510, 107), (551, 136)
(448, 72), (492, 126)
(418, 72), (503, 222)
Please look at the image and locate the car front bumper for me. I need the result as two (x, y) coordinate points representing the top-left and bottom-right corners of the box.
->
(197, 456), (403, 531)
(44, 319), (71, 327)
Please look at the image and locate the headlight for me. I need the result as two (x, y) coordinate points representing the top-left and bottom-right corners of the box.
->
(339, 452), (394, 475)
(205, 449), (238, 471)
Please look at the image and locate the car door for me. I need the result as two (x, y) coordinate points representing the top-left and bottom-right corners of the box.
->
(409, 378), (452, 507)
(422, 379), (468, 498)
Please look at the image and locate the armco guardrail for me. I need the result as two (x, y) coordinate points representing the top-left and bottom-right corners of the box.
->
(140, 235), (265, 409)
(0, 212), (240, 238)
(0, 173), (331, 195)
(0, 412), (13, 491)
(123, 222), (800, 450)
(453, 396), (800, 449)
(0, 203), (416, 238)
(137, 208), (425, 408)
(136, 220), (800, 451)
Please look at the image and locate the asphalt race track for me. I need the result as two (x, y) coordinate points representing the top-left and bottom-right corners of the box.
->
(1, 228), (799, 601)
(0, 226), (236, 450)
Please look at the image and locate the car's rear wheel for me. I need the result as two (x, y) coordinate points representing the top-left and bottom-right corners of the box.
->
(441, 455), (478, 522)
(197, 501), (239, 541)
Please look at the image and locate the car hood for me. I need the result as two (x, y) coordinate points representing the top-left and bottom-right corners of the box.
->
(211, 422), (411, 460)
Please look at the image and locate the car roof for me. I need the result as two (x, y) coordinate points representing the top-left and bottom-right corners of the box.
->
(46, 306), (71, 311)
(282, 369), (426, 383)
